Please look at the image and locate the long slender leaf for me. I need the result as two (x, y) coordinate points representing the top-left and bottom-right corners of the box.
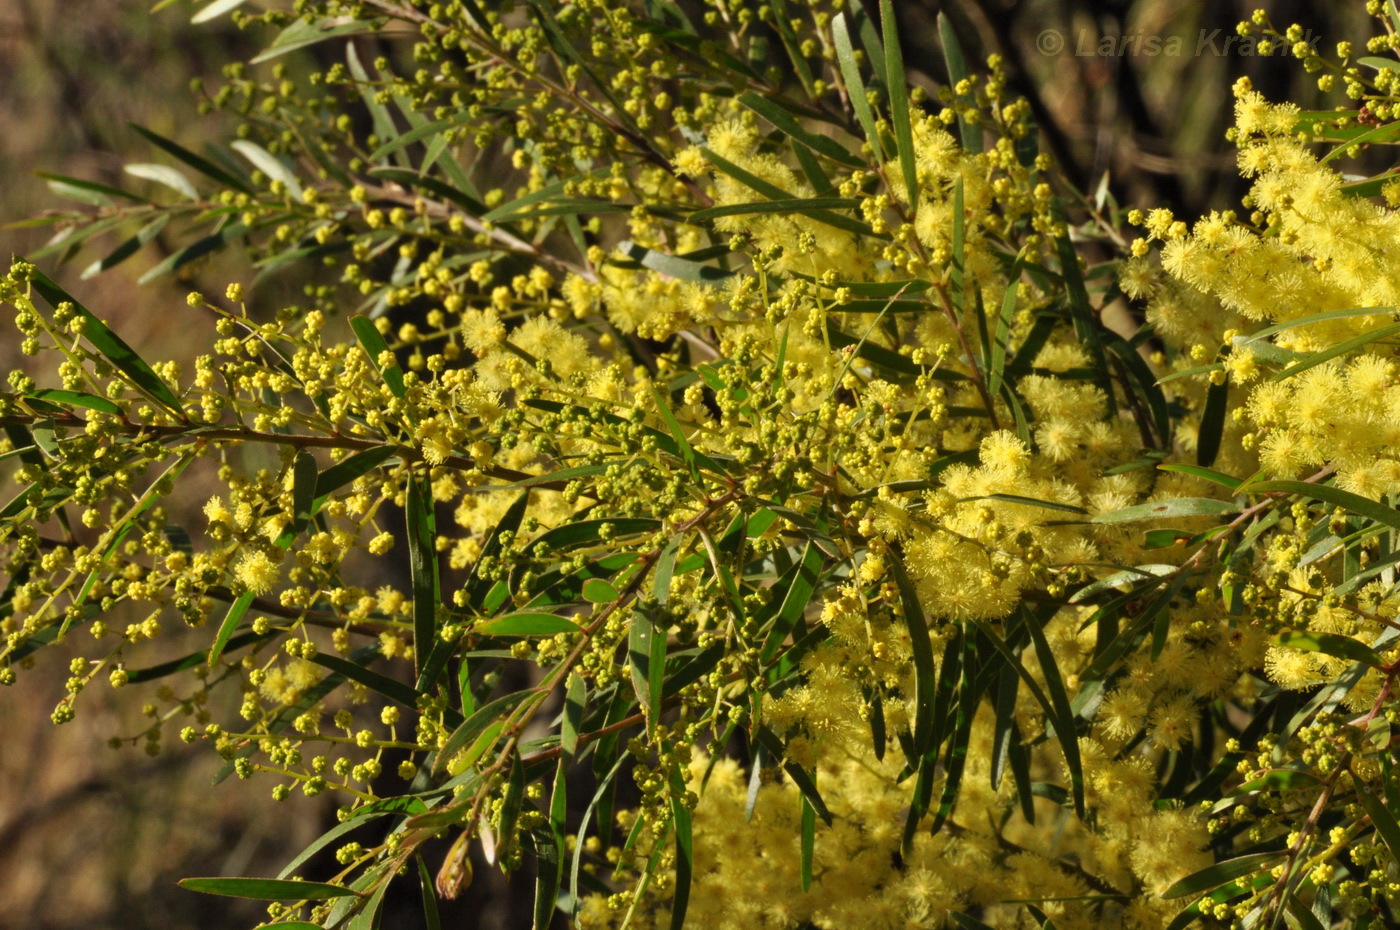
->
(937, 13), (981, 153)
(209, 591), (255, 667)
(1273, 321), (1400, 381)
(888, 559), (936, 758)
(1250, 480), (1400, 531)
(23, 389), (119, 415)
(231, 140), (303, 199)
(408, 473), (443, 689)
(350, 315), (406, 398)
(1240, 307), (1397, 344)
(178, 877), (355, 900)
(619, 240), (733, 284)
(1197, 376), (1228, 468)
(124, 163), (196, 199)
(1105, 330), (1171, 448)
(737, 92), (861, 166)
(347, 44), (405, 169)
(799, 793), (815, 893)
(832, 13), (884, 160)
(1053, 211), (1114, 414)
(1091, 497), (1237, 524)
(29, 268), (184, 416)
(880, 0), (917, 214)
(128, 630), (263, 683)
(1161, 853), (1279, 900)
(251, 15), (381, 63)
(758, 542), (823, 662)
(668, 760), (693, 930)
(312, 446), (397, 510)
(1275, 630), (1384, 669)
(37, 172), (145, 204)
(753, 726), (833, 825)
(1023, 610), (1084, 817)
(81, 214), (171, 279)
(138, 220), (252, 284)
(1357, 775), (1400, 863)
(129, 124), (251, 193)
(435, 691), (534, 774)
(1157, 464), (1244, 491)
(988, 255), (1023, 398)
(972, 614), (1083, 817)
(190, 0), (250, 23)
(630, 606), (666, 730)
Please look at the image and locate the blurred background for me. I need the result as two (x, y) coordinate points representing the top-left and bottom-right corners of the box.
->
(0, 1), (1390, 928)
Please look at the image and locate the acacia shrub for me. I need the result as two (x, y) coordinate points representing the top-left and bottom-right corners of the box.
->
(5, 2), (1400, 928)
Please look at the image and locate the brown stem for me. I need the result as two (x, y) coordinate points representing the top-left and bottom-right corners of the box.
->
(0, 411), (542, 487)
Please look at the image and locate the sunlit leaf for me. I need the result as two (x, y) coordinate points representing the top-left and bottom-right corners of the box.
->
(178, 877), (356, 899)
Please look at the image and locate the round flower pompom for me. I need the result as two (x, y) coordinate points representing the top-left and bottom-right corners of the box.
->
(234, 549), (280, 595)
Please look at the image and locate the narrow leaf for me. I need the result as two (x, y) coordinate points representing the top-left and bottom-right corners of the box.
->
(251, 16), (381, 63)
(1091, 497), (1237, 524)
(209, 591), (255, 667)
(880, 0), (917, 213)
(407, 474), (441, 688)
(178, 877), (356, 900)
(562, 673), (586, 758)
(416, 857), (442, 930)
(753, 726), (833, 825)
(124, 163), (197, 199)
(435, 691), (534, 774)
(668, 761), (693, 930)
(1275, 630), (1384, 669)
(476, 613), (581, 636)
(937, 13), (981, 153)
(1161, 853), (1279, 900)
(737, 92), (861, 166)
(369, 118), (455, 162)
(1356, 775), (1400, 863)
(759, 542), (823, 663)
(888, 559), (936, 757)
(29, 268), (183, 416)
(988, 256), (1022, 398)
(497, 753), (526, 861)
(290, 451), (316, 538)
(191, 0), (249, 23)
(37, 171), (144, 204)
(831, 13), (884, 159)
(1157, 463), (1244, 491)
(1273, 321), (1400, 381)
(309, 651), (427, 716)
(1250, 480), (1400, 531)
(81, 214), (171, 279)
(688, 196), (859, 222)
(1024, 610), (1084, 817)
(23, 390), (120, 415)
(129, 124), (251, 193)
(139, 219), (253, 285)
(230, 140), (303, 199)
(1240, 307), (1395, 344)
(1053, 209), (1114, 414)
(1197, 376), (1228, 468)
(799, 794), (815, 893)
(619, 240), (733, 284)
(350, 315), (406, 398)
(630, 608), (666, 729)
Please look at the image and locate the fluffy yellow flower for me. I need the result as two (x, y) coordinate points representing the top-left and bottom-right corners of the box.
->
(234, 549), (280, 595)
